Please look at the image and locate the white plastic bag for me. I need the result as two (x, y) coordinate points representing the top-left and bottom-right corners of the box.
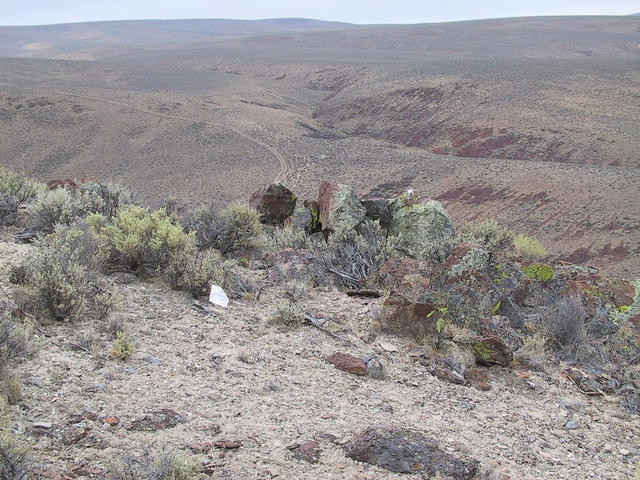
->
(208, 285), (229, 308)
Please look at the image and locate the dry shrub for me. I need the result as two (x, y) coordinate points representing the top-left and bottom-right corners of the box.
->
(0, 433), (35, 480)
(548, 295), (587, 348)
(314, 220), (385, 289)
(184, 202), (226, 251)
(108, 446), (201, 480)
(513, 234), (546, 261)
(546, 295), (607, 369)
(0, 304), (30, 405)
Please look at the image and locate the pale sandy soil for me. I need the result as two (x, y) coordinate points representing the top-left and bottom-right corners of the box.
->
(1, 240), (639, 479)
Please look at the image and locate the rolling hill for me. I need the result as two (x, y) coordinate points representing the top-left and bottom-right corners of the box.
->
(0, 15), (638, 276)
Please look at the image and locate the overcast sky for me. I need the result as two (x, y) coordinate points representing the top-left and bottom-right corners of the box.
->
(1, 0), (638, 26)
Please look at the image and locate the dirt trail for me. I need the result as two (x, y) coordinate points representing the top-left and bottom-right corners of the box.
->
(61, 92), (292, 184)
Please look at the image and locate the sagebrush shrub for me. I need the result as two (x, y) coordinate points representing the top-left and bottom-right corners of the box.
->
(110, 331), (135, 360)
(25, 188), (105, 231)
(513, 234), (546, 261)
(460, 219), (513, 252)
(218, 201), (263, 254)
(184, 202), (226, 250)
(273, 300), (305, 328)
(266, 224), (306, 250)
(165, 241), (226, 296)
(0, 167), (42, 206)
(25, 224), (113, 321)
(98, 205), (189, 275)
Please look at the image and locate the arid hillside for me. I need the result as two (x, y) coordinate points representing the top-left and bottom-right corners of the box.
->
(0, 16), (638, 276)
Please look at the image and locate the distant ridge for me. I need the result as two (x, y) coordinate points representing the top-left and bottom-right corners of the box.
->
(0, 18), (356, 57)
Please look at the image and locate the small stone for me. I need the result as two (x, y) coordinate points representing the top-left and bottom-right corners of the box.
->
(564, 420), (579, 430)
(128, 409), (183, 432)
(144, 356), (163, 366)
(464, 368), (491, 391)
(365, 356), (385, 379)
(326, 353), (367, 376)
(33, 422), (53, 430)
(102, 416), (119, 426)
(603, 443), (613, 452)
(619, 448), (631, 456)
(211, 439), (243, 449)
(287, 440), (321, 463)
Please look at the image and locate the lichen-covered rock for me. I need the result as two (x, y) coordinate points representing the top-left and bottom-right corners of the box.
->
(469, 335), (513, 367)
(317, 181), (366, 234)
(344, 425), (479, 479)
(249, 183), (297, 224)
(387, 198), (455, 263)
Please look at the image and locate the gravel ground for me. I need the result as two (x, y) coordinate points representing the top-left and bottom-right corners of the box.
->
(2, 240), (639, 479)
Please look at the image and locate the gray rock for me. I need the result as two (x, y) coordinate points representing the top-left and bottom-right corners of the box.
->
(364, 356), (385, 379)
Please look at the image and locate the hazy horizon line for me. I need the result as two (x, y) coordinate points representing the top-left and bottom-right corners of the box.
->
(2, 12), (638, 28)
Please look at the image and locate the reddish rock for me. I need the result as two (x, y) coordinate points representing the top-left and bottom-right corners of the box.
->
(469, 335), (513, 367)
(464, 368), (491, 391)
(46, 178), (77, 191)
(102, 416), (119, 426)
(606, 279), (635, 307)
(287, 440), (321, 463)
(380, 291), (441, 341)
(249, 183), (297, 225)
(317, 181), (338, 230)
(327, 353), (367, 376)
(344, 425), (479, 479)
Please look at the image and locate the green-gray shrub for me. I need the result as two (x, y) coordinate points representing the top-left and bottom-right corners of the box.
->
(97, 205), (189, 275)
(25, 224), (113, 321)
(218, 201), (263, 254)
(165, 241), (226, 296)
(0, 167), (42, 206)
(25, 188), (105, 231)
(273, 300), (305, 328)
(460, 219), (513, 252)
